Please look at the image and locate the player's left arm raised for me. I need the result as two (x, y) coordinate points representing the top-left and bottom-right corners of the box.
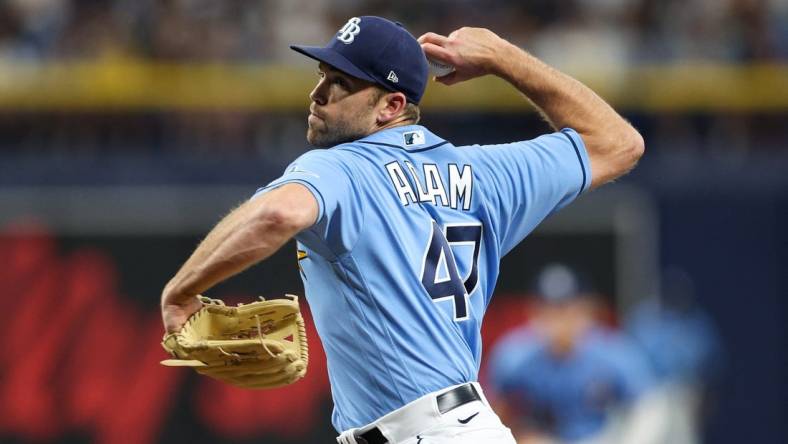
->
(160, 184), (318, 333)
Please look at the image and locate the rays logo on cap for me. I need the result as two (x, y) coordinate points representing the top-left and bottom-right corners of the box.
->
(337, 17), (361, 44)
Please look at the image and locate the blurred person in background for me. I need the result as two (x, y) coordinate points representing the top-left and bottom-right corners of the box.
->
(0, 0), (67, 60)
(488, 264), (668, 444)
(625, 267), (724, 444)
(0, 0), (784, 159)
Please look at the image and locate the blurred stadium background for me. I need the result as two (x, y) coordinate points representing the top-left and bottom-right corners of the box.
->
(0, 0), (785, 443)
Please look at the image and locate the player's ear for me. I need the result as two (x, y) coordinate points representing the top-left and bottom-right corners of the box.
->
(376, 91), (408, 124)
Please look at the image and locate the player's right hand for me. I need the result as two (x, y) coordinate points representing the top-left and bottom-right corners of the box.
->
(418, 27), (512, 86)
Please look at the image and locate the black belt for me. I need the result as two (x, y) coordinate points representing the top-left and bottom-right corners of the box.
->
(354, 383), (481, 444)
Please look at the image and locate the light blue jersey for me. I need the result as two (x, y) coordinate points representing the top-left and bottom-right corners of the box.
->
(258, 125), (591, 431)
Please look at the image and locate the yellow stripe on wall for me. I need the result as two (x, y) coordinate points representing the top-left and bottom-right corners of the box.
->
(0, 59), (784, 112)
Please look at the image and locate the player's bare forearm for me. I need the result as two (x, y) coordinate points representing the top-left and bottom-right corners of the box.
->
(162, 205), (286, 302)
(492, 44), (643, 187)
(419, 28), (644, 188)
(160, 184), (317, 331)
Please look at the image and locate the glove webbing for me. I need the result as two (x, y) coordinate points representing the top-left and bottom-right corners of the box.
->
(198, 295), (279, 360)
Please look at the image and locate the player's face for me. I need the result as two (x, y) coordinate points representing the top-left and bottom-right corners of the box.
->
(307, 63), (382, 147)
(536, 299), (595, 356)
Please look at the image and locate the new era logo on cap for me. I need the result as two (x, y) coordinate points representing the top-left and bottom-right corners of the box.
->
(290, 16), (429, 103)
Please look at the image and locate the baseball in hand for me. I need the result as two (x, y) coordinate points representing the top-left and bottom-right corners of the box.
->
(427, 58), (455, 77)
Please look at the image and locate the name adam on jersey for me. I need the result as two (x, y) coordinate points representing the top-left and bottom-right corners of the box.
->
(385, 161), (473, 210)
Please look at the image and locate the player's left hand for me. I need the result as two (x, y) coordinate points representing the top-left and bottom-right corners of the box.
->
(160, 295), (309, 389)
(418, 27), (512, 85)
(161, 295), (203, 333)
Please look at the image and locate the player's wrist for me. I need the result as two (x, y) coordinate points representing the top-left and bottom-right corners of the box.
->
(488, 40), (522, 79)
(160, 282), (194, 307)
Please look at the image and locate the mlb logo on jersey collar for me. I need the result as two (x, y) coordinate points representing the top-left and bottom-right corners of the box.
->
(403, 130), (426, 146)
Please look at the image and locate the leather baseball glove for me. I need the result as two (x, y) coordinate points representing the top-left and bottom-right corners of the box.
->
(161, 295), (308, 389)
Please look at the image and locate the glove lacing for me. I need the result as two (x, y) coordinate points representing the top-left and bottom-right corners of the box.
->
(254, 314), (277, 359)
(196, 295), (278, 360)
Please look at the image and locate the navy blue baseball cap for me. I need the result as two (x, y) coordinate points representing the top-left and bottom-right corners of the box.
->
(290, 16), (428, 104)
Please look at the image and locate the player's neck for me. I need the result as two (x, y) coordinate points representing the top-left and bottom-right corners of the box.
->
(371, 116), (417, 135)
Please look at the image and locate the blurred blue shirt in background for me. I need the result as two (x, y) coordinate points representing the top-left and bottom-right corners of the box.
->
(489, 325), (654, 442)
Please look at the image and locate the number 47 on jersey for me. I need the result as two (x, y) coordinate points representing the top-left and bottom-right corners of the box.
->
(420, 220), (482, 321)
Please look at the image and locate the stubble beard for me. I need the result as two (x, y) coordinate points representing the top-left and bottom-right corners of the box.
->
(307, 105), (375, 147)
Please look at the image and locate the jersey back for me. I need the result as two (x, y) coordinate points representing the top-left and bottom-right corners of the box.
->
(258, 125), (590, 431)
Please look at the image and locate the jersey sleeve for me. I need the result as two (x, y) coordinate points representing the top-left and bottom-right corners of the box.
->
(254, 149), (363, 257)
(474, 128), (591, 255)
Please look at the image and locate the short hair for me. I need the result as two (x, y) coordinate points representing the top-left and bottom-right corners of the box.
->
(370, 87), (421, 124)
(402, 102), (421, 124)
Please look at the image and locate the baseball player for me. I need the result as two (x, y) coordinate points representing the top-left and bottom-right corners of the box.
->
(160, 16), (644, 444)
(488, 264), (659, 443)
